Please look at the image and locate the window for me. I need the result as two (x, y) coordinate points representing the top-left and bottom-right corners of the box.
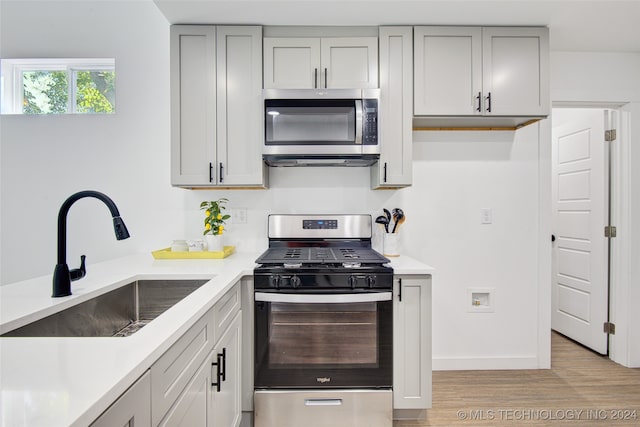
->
(1, 58), (115, 114)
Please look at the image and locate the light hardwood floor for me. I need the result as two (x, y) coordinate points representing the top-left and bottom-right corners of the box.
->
(395, 331), (640, 426)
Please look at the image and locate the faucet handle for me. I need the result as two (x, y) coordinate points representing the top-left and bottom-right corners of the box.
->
(69, 255), (86, 281)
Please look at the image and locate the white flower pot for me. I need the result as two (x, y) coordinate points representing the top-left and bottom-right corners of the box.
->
(205, 234), (224, 252)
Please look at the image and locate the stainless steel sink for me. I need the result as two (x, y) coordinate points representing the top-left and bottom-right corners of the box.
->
(1, 279), (209, 338)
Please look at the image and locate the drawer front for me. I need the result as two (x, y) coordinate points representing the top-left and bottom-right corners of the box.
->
(213, 282), (241, 342)
(254, 389), (392, 427)
(151, 310), (214, 426)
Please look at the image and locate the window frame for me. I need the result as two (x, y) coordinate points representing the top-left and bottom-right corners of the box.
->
(1, 58), (115, 114)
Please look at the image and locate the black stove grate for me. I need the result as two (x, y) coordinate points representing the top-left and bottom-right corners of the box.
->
(255, 246), (389, 265)
(283, 249), (302, 259)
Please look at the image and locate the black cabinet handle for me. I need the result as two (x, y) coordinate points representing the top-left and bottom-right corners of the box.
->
(314, 68), (318, 88)
(476, 92), (482, 112)
(221, 348), (227, 382)
(551, 234), (556, 242)
(211, 353), (223, 392)
(383, 162), (388, 183)
(219, 162), (224, 183)
(324, 68), (327, 88)
(209, 162), (213, 183)
(398, 278), (402, 302)
(486, 92), (492, 113)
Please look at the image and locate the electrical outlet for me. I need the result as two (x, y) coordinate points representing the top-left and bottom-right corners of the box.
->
(232, 208), (247, 224)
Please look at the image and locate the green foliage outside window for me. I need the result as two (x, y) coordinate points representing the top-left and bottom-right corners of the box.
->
(23, 71), (68, 114)
(22, 69), (115, 114)
(76, 71), (115, 113)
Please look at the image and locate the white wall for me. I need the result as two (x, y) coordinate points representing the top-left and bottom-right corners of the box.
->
(410, 125), (547, 369)
(550, 51), (640, 367)
(1, 1), (548, 369)
(0, 0), (180, 285)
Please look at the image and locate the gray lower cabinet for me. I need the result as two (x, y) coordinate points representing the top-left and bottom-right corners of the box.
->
(210, 311), (242, 427)
(91, 282), (243, 427)
(158, 311), (242, 427)
(393, 275), (432, 414)
(158, 358), (211, 427)
(90, 370), (151, 427)
(151, 282), (242, 427)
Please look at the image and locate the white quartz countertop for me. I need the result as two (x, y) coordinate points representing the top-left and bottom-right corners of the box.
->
(0, 251), (433, 427)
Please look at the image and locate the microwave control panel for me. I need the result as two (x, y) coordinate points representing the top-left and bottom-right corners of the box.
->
(362, 99), (378, 145)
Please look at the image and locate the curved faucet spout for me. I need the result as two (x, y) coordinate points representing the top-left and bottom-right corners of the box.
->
(53, 191), (130, 297)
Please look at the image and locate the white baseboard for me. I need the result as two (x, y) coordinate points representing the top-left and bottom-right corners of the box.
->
(433, 356), (543, 371)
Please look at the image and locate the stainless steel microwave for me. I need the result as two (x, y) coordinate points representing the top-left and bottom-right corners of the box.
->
(262, 89), (380, 167)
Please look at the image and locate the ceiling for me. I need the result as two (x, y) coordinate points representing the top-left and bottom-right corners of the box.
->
(153, 0), (640, 53)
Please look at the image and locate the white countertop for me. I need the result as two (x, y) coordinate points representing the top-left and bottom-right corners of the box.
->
(0, 251), (433, 427)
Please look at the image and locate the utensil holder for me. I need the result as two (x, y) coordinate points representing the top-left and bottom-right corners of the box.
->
(383, 233), (400, 257)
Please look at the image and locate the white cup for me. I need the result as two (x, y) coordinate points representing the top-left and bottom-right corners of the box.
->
(187, 240), (204, 252)
(170, 240), (188, 252)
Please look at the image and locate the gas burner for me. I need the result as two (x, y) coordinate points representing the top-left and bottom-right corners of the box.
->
(312, 248), (332, 259)
(339, 248), (361, 259)
(283, 249), (302, 259)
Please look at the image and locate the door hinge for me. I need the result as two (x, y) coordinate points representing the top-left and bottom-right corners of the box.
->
(603, 322), (616, 335)
(604, 226), (617, 238)
(605, 129), (617, 142)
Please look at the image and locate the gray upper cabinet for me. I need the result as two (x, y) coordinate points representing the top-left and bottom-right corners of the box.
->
(171, 25), (267, 188)
(371, 26), (413, 189)
(414, 26), (549, 118)
(263, 37), (378, 89)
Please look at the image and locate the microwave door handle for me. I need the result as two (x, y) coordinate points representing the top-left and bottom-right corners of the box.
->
(254, 292), (392, 304)
(355, 99), (363, 144)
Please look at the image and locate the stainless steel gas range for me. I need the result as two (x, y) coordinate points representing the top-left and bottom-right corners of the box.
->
(253, 214), (393, 427)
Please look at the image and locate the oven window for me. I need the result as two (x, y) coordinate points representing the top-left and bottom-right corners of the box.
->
(269, 302), (377, 366)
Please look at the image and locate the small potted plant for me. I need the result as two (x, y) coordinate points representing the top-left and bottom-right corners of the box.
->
(200, 198), (231, 252)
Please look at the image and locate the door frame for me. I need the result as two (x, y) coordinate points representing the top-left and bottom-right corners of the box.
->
(551, 101), (629, 365)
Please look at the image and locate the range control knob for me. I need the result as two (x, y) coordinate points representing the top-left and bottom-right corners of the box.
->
(269, 275), (280, 289)
(349, 275), (370, 289)
(367, 275), (376, 288)
(291, 275), (301, 288)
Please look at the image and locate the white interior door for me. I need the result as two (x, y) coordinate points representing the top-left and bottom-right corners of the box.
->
(551, 108), (609, 355)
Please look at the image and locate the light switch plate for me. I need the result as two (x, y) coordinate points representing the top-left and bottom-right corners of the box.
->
(232, 208), (247, 224)
(480, 208), (492, 224)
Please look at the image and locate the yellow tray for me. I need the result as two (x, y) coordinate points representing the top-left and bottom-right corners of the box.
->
(152, 246), (235, 259)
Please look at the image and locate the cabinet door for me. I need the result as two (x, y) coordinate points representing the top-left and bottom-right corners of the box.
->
(393, 275), (432, 410)
(263, 38), (321, 89)
(158, 356), (212, 427)
(151, 308), (215, 426)
(414, 26), (482, 115)
(482, 27), (549, 116)
(216, 26), (266, 187)
(170, 25), (217, 186)
(211, 312), (242, 427)
(90, 371), (151, 427)
(372, 27), (413, 189)
(320, 37), (378, 89)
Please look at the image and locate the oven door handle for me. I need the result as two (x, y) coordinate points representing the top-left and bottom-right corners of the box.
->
(254, 292), (392, 303)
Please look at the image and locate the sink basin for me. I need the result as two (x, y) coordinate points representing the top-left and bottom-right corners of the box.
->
(1, 279), (209, 338)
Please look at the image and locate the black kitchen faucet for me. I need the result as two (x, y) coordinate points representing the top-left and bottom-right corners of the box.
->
(52, 190), (130, 297)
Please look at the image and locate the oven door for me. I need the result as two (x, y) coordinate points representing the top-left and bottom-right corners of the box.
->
(254, 292), (392, 389)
